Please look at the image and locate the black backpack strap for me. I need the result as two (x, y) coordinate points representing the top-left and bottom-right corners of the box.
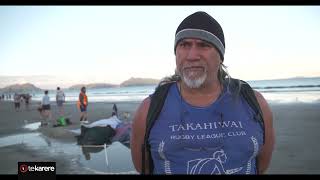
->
(230, 78), (265, 174)
(239, 80), (265, 144)
(141, 82), (174, 174)
(229, 78), (265, 144)
(240, 82), (266, 175)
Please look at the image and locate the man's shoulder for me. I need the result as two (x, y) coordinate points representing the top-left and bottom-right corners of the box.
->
(57, 91), (64, 95)
(154, 81), (176, 94)
(147, 82), (175, 105)
(226, 78), (252, 88)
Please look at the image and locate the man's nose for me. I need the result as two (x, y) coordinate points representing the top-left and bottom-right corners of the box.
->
(186, 45), (200, 61)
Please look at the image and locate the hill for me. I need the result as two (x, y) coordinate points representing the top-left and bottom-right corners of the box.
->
(0, 83), (42, 93)
(120, 77), (160, 87)
(68, 83), (118, 90)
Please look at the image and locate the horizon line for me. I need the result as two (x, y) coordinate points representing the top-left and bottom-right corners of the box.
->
(1, 75), (320, 90)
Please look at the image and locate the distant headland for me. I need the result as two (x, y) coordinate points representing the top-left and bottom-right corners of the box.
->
(0, 77), (161, 93)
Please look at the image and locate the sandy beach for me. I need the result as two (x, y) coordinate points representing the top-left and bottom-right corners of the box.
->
(0, 100), (140, 174)
(267, 102), (320, 174)
(1, 100), (320, 174)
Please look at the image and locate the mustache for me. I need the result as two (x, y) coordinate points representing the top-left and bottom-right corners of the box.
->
(181, 65), (206, 72)
(183, 66), (204, 69)
(180, 62), (206, 69)
(176, 64), (207, 76)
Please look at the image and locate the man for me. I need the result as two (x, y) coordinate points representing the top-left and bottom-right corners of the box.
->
(78, 86), (89, 124)
(131, 11), (275, 174)
(41, 90), (52, 126)
(56, 87), (66, 117)
(13, 93), (21, 112)
(24, 94), (31, 111)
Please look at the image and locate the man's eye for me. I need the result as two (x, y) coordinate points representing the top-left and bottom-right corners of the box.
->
(199, 43), (211, 48)
(179, 42), (187, 47)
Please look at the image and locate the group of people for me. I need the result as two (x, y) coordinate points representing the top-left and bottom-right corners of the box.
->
(0, 94), (11, 101)
(13, 93), (32, 112)
(39, 86), (88, 126)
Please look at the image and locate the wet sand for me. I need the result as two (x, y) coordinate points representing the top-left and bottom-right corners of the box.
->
(1, 100), (320, 174)
(267, 102), (320, 174)
(0, 100), (139, 174)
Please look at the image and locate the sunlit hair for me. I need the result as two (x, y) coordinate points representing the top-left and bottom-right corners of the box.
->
(218, 63), (231, 86)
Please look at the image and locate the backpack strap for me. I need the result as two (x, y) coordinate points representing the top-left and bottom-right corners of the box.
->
(239, 79), (265, 144)
(229, 78), (265, 174)
(141, 82), (174, 174)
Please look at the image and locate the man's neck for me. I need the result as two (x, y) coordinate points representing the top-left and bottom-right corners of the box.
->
(178, 80), (223, 107)
(180, 79), (221, 95)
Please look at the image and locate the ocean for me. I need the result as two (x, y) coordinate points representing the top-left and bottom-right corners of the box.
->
(9, 77), (320, 104)
(247, 77), (320, 103)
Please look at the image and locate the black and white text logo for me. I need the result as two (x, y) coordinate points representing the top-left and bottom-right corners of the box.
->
(18, 162), (56, 180)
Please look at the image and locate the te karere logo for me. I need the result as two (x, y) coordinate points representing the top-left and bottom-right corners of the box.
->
(19, 164), (55, 173)
(18, 162), (56, 174)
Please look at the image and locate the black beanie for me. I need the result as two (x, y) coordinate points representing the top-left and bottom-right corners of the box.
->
(174, 11), (225, 61)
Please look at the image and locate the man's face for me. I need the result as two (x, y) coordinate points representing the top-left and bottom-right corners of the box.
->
(175, 38), (221, 88)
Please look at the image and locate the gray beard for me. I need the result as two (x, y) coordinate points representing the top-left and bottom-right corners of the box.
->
(177, 69), (207, 89)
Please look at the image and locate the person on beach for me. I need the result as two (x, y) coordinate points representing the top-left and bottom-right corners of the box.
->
(13, 93), (21, 112)
(41, 90), (52, 126)
(131, 11), (275, 174)
(24, 94), (31, 111)
(78, 86), (89, 124)
(56, 87), (66, 117)
(37, 102), (44, 119)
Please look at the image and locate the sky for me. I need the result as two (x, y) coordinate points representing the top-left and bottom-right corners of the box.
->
(0, 6), (320, 89)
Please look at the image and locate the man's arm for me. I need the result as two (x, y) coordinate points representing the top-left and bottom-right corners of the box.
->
(254, 91), (275, 174)
(41, 96), (44, 105)
(130, 97), (151, 174)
